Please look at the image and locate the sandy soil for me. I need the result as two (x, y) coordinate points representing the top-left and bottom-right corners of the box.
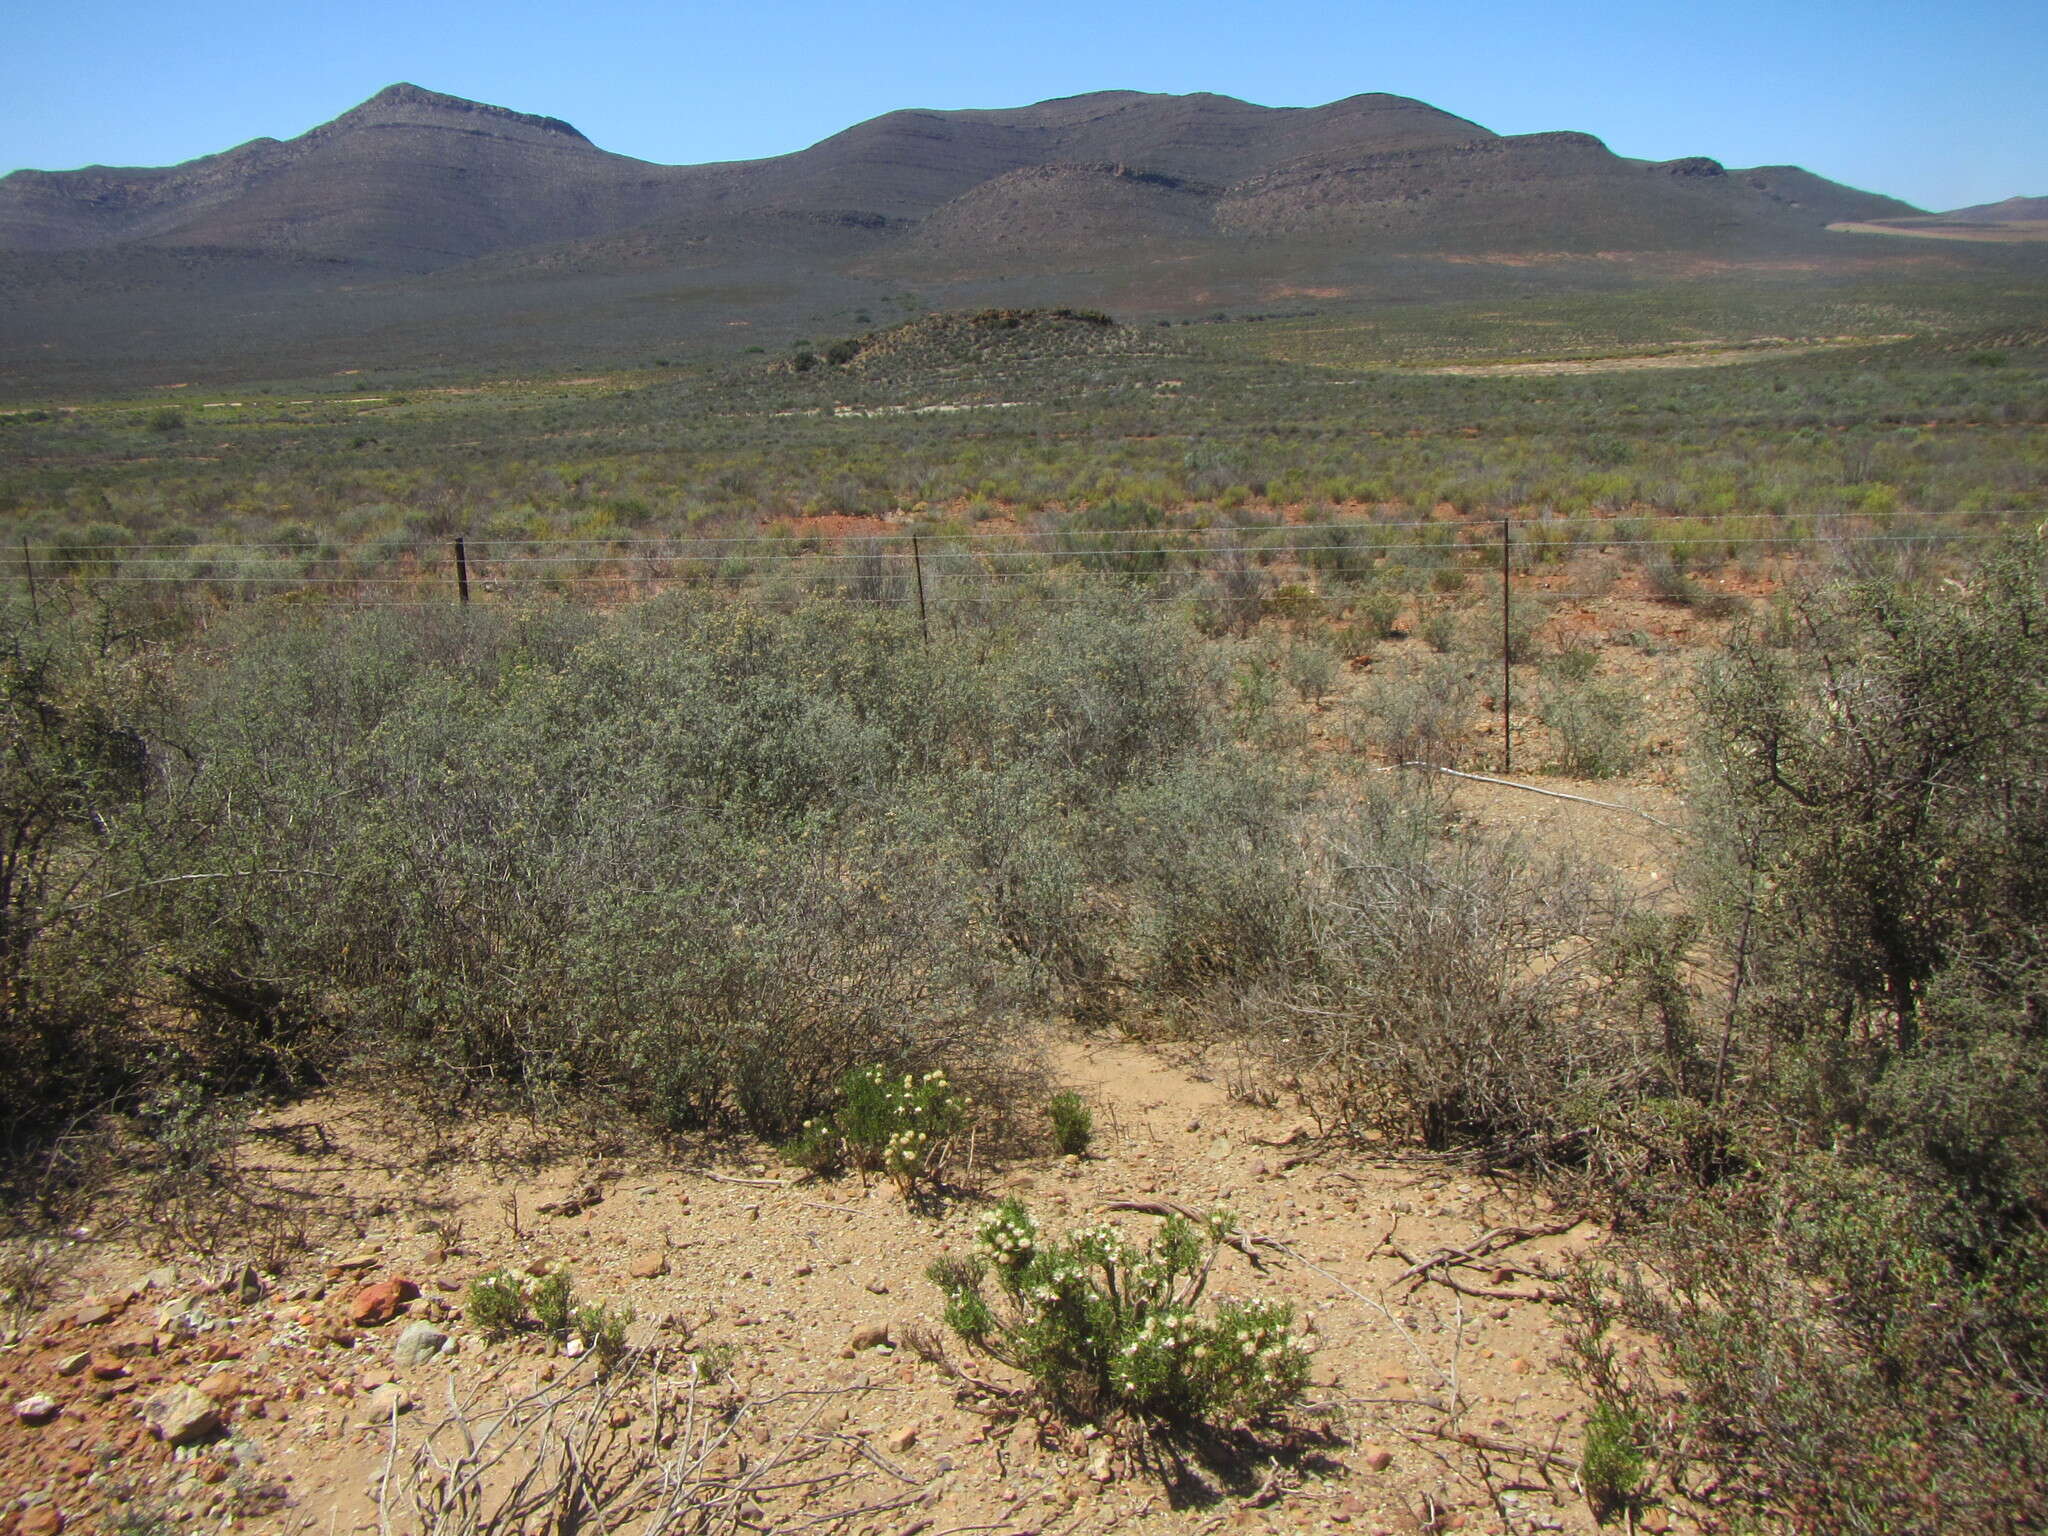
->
(3, 1027), (1620, 1536)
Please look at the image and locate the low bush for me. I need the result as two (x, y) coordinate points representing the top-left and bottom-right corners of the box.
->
(1261, 786), (1629, 1158)
(465, 1266), (633, 1369)
(928, 1199), (1310, 1425)
(782, 1065), (970, 1196)
(1349, 657), (1478, 766)
(1047, 1092), (1093, 1156)
(1538, 676), (1642, 778)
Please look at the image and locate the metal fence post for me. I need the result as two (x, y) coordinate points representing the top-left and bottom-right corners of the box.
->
(911, 533), (929, 645)
(1501, 519), (1512, 774)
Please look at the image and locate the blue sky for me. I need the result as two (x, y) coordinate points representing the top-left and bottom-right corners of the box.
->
(7, 0), (2043, 210)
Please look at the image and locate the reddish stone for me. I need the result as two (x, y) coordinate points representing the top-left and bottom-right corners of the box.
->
(349, 1276), (418, 1326)
(198, 1370), (246, 1401)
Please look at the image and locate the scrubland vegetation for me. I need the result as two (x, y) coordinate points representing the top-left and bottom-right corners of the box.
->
(2, 298), (2045, 1527)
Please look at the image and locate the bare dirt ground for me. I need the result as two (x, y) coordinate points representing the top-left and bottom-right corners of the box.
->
(4, 1024), (1624, 1536)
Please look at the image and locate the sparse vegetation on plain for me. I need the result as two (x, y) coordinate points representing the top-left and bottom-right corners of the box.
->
(0, 287), (2042, 1533)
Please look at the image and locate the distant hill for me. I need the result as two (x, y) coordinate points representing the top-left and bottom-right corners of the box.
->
(1941, 195), (2048, 223)
(0, 84), (1942, 387)
(1827, 192), (2048, 247)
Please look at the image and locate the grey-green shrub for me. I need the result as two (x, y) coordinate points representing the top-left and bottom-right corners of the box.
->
(1539, 676), (1642, 778)
(1349, 656), (1478, 766)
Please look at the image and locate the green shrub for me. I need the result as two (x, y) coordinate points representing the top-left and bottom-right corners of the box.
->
(571, 1300), (635, 1373)
(530, 1268), (575, 1340)
(928, 1199), (1311, 1425)
(1579, 1399), (1648, 1521)
(1048, 1091), (1093, 1156)
(464, 1269), (528, 1340)
(783, 1065), (969, 1197)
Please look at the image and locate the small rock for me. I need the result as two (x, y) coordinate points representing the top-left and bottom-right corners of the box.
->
(1087, 1447), (1114, 1482)
(199, 1369), (248, 1400)
(884, 1423), (918, 1454)
(53, 1352), (90, 1378)
(793, 1263), (814, 1278)
(18, 1506), (64, 1536)
(1363, 1445), (1394, 1472)
(627, 1250), (670, 1280)
(355, 1383), (413, 1425)
(70, 1303), (113, 1328)
(333, 1249), (381, 1273)
(349, 1278), (419, 1327)
(88, 1356), (128, 1381)
(142, 1385), (221, 1447)
(849, 1324), (891, 1351)
(229, 1265), (265, 1305)
(864, 1278), (890, 1295)
(393, 1321), (449, 1369)
(1506, 1356), (1532, 1375)
(15, 1393), (60, 1425)
(141, 1267), (178, 1292)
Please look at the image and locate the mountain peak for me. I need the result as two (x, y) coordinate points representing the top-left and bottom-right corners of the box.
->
(332, 82), (590, 143)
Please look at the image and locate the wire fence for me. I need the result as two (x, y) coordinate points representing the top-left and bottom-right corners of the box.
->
(12, 505), (2042, 616)
(15, 505), (2039, 776)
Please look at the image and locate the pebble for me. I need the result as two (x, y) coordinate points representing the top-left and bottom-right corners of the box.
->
(14, 1393), (60, 1425)
(884, 1422), (919, 1453)
(354, 1383), (413, 1425)
(393, 1321), (449, 1369)
(141, 1385), (221, 1447)
(849, 1324), (891, 1351)
(53, 1352), (89, 1378)
(627, 1250), (670, 1279)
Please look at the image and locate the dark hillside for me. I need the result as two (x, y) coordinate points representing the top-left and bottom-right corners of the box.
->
(0, 83), (1976, 389)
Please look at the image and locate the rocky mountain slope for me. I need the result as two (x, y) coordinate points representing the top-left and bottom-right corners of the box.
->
(3, 83), (1918, 271)
(0, 84), (1937, 385)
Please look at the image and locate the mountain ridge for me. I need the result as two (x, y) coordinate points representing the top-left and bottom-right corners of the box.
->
(0, 84), (1954, 389)
(1, 82), (1920, 267)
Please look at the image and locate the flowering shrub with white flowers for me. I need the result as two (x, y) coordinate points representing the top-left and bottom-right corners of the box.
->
(928, 1198), (1311, 1424)
(782, 1064), (969, 1197)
